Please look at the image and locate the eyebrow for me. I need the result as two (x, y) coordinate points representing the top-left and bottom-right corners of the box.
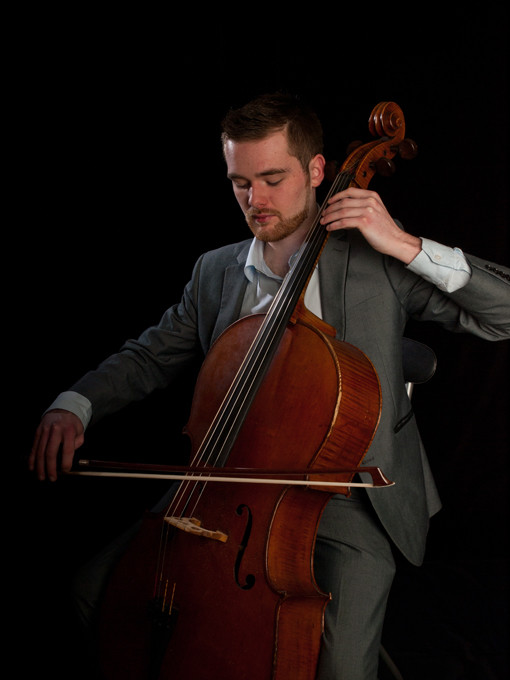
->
(227, 167), (289, 180)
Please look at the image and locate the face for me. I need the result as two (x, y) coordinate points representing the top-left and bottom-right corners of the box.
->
(224, 130), (324, 243)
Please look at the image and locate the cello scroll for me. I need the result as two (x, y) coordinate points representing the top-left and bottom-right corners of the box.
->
(326, 101), (418, 186)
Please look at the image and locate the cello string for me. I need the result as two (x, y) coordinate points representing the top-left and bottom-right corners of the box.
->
(154, 170), (353, 586)
(171, 174), (353, 515)
(161, 171), (352, 523)
(158, 176), (345, 519)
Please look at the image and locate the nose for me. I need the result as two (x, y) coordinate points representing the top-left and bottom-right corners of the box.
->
(248, 183), (268, 209)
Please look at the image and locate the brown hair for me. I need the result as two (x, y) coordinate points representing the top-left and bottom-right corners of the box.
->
(221, 92), (323, 172)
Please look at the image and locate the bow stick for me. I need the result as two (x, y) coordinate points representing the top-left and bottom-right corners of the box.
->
(69, 459), (394, 488)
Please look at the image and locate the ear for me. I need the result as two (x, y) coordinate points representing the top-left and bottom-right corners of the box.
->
(309, 154), (326, 188)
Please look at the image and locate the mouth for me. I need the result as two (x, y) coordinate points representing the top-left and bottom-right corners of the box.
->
(248, 210), (278, 227)
(253, 214), (274, 225)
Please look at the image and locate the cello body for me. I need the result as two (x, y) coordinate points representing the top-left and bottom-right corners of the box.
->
(98, 315), (381, 679)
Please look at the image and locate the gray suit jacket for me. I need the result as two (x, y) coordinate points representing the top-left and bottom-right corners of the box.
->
(72, 230), (510, 565)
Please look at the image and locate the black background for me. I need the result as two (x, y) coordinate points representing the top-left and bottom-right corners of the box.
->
(12, 7), (508, 679)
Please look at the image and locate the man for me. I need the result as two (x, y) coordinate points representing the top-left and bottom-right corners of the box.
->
(29, 93), (510, 679)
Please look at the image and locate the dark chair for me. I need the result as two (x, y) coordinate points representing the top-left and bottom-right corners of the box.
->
(402, 337), (437, 398)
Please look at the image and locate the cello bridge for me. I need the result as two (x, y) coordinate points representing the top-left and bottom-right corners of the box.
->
(165, 515), (228, 543)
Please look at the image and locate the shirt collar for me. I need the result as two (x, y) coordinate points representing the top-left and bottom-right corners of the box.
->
(244, 238), (282, 282)
(244, 237), (305, 283)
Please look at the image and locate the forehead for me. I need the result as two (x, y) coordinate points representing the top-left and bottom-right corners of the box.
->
(224, 130), (299, 177)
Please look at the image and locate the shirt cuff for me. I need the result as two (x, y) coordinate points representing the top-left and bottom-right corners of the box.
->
(407, 237), (472, 292)
(44, 390), (93, 429)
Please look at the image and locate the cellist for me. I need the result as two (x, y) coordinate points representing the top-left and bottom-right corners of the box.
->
(29, 93), (510, 679)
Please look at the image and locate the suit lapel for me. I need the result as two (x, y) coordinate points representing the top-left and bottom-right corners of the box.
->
(210, 245), (250, 345)
(318, 232), (350, 341)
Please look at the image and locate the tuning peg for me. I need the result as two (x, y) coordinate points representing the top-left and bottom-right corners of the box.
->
(394, 138), (418, 160)
(372, 157), (397, 177)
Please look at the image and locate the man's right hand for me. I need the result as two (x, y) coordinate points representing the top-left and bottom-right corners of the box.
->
(29, 409), (85, 481)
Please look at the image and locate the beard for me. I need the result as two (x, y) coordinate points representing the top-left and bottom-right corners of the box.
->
(245, 204), (310, 242)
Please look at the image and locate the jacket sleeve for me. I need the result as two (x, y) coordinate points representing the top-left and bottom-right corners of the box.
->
(445, 254), (510, 339)
(69, 258), (205, 424)
(390, 251), (510, 341)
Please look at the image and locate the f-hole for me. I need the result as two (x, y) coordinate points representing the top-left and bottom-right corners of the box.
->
(234, 504), (255, 590)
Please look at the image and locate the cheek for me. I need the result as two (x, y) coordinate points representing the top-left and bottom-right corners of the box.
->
(290, 182), (310, 210)
(233, 188), (249, 209)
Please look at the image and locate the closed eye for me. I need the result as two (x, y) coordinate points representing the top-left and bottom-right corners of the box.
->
(228, 168), (288, 189)
(231, 178), (283, 190)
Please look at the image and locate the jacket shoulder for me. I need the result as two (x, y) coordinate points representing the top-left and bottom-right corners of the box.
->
(200, 238), (252, 269)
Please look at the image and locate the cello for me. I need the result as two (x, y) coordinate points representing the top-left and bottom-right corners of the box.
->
(93, 101), (416, 679)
